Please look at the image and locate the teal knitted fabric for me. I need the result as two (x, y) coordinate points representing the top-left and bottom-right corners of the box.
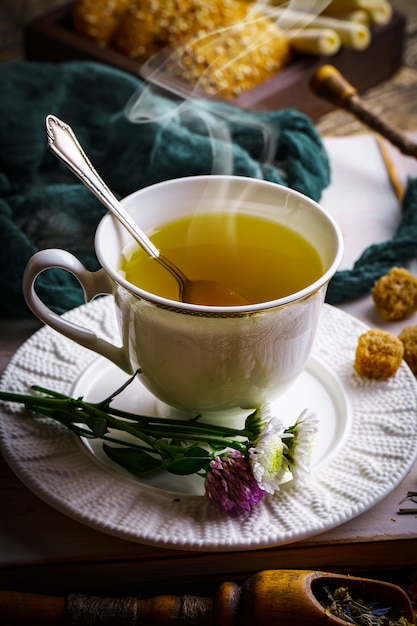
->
(0, 60), (330, 316)
(326, 176), (417, 303)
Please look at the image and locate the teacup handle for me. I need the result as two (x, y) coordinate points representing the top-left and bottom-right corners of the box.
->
(22, 249), (133, 374)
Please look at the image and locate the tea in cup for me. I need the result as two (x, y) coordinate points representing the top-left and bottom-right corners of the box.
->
(23, 175), (343, 415)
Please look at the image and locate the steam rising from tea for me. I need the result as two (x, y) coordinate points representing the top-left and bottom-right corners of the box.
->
(118, 1), (331, 306)
(119, 212), (323, 305)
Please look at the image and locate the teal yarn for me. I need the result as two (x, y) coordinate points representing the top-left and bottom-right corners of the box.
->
(327, 177), (417, 304)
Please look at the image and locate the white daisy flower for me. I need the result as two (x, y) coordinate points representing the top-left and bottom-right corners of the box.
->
(248, 408), (293, 494)
(284, 409), (319, 482)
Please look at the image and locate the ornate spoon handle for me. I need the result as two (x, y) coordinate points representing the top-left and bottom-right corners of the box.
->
(45, 114), (160, 259)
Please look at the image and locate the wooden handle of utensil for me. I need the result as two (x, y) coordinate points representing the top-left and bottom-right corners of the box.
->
(1, 570), (414, 626)
(1, 585), (240, 626)
(309, 63), (358, 107)
(0, 587), (229, 626)
(310, 64), (417, 159)
(0, 590), (65, 626)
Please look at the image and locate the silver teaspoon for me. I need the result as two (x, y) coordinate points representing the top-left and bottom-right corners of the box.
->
(45, 115), (250, 306)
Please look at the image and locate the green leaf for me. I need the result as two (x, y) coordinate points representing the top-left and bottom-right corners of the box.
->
(167, 456), (210, 475)
(185, 445), (209, 457)
(103, 443), (164, 476)
(244, 408), (262, 437)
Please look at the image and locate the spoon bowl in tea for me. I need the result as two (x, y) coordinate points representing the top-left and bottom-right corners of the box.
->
(45, 115), (250, 307)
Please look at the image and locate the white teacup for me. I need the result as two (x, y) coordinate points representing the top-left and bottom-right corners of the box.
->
(23, 176), (343, 415)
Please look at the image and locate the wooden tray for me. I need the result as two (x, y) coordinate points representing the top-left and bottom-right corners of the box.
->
(24, 3), (406, 120)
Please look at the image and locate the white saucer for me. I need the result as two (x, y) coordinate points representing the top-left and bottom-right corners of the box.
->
(1, 297), (416, 551)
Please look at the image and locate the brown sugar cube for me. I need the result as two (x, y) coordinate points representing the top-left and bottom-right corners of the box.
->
(354, 329), (404, 380)
(399, 325), (417, 375)
(372, 267), (417, 321)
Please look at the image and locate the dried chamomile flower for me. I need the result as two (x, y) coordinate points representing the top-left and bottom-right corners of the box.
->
(354, 328), (404, 380)
(372, 267), (417, 321)
(398, 325), (417, 375)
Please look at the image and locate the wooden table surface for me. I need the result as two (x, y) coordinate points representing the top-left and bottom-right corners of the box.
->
(1, 0), (417, 597)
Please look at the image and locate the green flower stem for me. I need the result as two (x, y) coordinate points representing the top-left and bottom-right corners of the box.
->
(104, 405), (255, 437)
(0, 390), (158, 449)
(69, 425), (155, 453)
(33, 381), (252, 434)
(0, 387), (256, 440)
(84, 400), (256, 440)
(30, 386), (257, 439)
(97, 413), (247, 454)
(117, 420), (246, 443)
(0, 389), (250, 455)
